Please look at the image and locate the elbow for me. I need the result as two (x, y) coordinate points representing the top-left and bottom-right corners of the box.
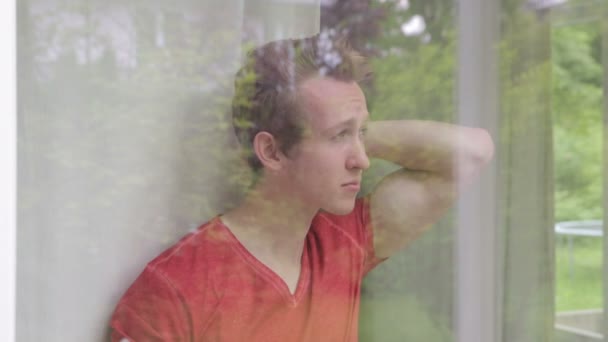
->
(455, 128), (494, 181)
(469, 128), (495, 166)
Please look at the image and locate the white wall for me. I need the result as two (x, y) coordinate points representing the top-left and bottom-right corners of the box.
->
(2, 0), (16, 341)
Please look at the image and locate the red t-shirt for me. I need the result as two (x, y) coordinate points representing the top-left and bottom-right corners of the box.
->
(110, 197), (385, 341)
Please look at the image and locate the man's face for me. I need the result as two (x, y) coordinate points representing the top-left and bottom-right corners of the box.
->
(282, 76), (370, 215)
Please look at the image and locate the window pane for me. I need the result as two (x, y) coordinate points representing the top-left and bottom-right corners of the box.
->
(17, 0), (607, 341)
(551, 1), (606, 339)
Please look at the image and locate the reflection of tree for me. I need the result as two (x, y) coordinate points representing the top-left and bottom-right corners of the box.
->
(320, 0), (387, 55)
(552, 18), (602, 222)
(318, 0), (457, 124)
(18, 1), (250, 276)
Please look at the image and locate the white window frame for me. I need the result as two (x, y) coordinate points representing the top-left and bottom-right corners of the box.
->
(1, 0), (16, 341)
(456, 0), (501, 341)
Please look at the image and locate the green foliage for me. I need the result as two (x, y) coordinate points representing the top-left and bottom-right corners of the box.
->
(358, 2), (456, 340)
(19, 2), (247, 248)
(368, 36), (455, 122)
(552, 23), (603, 222)
(366, 0), (455, 122)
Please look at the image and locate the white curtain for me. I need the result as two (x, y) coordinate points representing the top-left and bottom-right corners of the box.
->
(17, 1), (319, 340)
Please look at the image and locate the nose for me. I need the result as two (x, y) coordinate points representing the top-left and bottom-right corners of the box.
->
(346, 138), (370, 171)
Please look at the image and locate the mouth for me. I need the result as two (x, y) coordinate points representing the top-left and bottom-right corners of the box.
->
(341, 181), (361, 192)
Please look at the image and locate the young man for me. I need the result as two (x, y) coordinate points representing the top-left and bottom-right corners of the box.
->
(110, 35), (494, 341)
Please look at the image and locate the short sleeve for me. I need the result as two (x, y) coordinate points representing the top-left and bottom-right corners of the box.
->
(110, 266), (191, 342)
(356, 195), (388, 275)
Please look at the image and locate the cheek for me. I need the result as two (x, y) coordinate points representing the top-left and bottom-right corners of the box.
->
(291, 144), (346, 180)
(312, 155), (345, 182)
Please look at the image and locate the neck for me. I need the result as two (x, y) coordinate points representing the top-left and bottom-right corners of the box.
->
(221, 176), (318, 260)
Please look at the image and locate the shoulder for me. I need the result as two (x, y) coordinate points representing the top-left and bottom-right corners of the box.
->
(110, 218), (248, 340)
(117, 217), (237, 304)
(146, 217), (235, 283)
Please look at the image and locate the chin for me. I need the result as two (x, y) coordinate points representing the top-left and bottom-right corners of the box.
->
(323, 200), (356, 216)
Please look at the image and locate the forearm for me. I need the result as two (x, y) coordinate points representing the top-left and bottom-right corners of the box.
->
(365, 120), (494, 179)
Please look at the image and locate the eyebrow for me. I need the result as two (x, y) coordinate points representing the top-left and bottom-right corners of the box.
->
(322, 116), (370, 135)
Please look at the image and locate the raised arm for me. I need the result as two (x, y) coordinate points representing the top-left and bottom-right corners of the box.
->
(365, 120), (494, 258)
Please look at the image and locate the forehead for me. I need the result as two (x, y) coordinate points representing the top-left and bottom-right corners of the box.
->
(297, 77), (369, 130)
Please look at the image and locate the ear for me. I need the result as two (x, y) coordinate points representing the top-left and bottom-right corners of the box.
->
(253, 131), (285, 171)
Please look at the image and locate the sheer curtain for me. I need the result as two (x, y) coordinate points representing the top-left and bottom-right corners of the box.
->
(3, 1), (17, 340)
(498, 3), (555, 340)
(17, 1), (319, 340)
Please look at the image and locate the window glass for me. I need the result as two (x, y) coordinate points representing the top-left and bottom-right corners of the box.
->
(15, 0), (607, 340)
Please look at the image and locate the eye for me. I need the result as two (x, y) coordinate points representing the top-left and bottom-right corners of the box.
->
(333, 130), (349, 140)
(359, 127), (368, 137)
